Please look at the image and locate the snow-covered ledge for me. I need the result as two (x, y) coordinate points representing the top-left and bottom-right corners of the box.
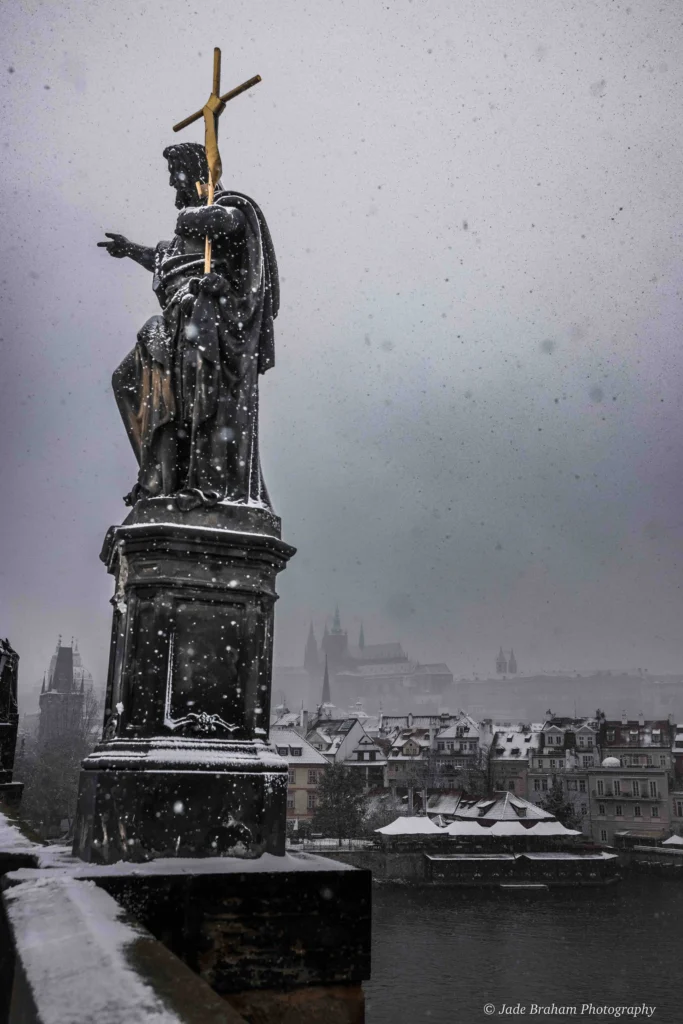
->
(1, 875), (245, 1024)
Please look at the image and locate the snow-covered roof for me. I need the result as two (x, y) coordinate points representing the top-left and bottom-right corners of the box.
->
(444, 819), (578, 838)
(527, 820), (581, 837)
(445, 820), (493, 837)
(426, 793), (462, 817)
(437, 716), (480, 739)
(270, 710), (302, 729)
(376, 816), (444, 836)
(492, 723), (541, 760)
(662, 834), (683, 846)
(455, 792), (554, 822)
(270, 729), (328, 765)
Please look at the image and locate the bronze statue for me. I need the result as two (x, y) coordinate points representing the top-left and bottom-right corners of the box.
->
(99, 57), (277, 511)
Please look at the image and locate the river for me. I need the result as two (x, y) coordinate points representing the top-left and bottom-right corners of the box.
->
(366, 877), (681, 1024)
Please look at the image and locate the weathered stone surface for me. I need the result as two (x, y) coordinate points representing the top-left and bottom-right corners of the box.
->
(0, 639), (20, 792)
(73, 504), (295, 863)
(226, 983), (365, 1024)
(1, 875), (247, 1024)
(7, 852), (372, 996)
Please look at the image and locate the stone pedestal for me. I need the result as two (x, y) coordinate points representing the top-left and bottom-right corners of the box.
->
(73, 499), (295, 863)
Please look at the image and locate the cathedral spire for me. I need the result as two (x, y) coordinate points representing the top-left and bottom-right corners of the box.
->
(321, 655), (331, 705)
(304, 621), (318, 673)
(41, 673), (46, 695)
(331, 605), (342, 634)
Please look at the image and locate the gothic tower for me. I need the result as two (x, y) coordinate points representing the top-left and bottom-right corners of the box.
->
(321, 655), (331, 706)
(304, 622), (318, 674)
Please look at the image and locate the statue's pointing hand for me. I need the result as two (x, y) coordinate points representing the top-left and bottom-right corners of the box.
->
(97, 232), (131, 259)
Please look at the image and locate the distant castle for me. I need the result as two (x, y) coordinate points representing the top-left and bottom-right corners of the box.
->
(303, 608), (453, 710)
(495, 647), (518, 676)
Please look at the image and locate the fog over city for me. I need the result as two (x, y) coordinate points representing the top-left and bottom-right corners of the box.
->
(2, 0), (683, 709)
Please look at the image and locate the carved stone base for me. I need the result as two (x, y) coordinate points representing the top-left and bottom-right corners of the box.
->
(73, 501), (295, 864)
(73, 756), (286, 863)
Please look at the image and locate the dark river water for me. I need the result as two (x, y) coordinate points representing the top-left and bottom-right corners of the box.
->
(366, 877), (682, 1024)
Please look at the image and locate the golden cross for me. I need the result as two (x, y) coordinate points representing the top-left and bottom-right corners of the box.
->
(172, 48), (261, 271)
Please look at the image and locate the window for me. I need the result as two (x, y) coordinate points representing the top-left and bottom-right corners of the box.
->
(508, 781), (515, 791)
(615, 804), (623, 817)
(676, 800), (683, 818)
(307, 770), (318, 784)
(651, 806), (660, 818)
(579, 780), (586, 793)
(277, 747), (288, 756)
(632, 781), (640, 797)
(598, 803), (606, 816)
(634, 804), (642, 818)
(550, 759), (556, 769)
(536, 759), (543, 768)
(582, 756), (593, 768)
(288, 770), (296, 784)
(597, 780), (604, 796)
(579, 735), (586, 747)
(660, 755), (667, 767)
(600, 829), (608, 842)
(649, 781), (658, 798)
(614, 781), (621, 796)
(581, 803), (587, 816)
(558, 760), (564, 769)
(307, 792), (316, 810)
(437, 742), (445, 751)
(291, 747), (302, 757)
(369, 751), (376, 762)
(534, 779), (540, 791)
(607, 730), (615, 742)
(287, 795), (295, 809)
(541, 779), (548, 791)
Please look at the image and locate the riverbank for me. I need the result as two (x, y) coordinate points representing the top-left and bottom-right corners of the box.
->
(312, 846), (621, 887)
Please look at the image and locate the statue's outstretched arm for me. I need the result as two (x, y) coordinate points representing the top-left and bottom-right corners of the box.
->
(97, 233), (155, 272)
(175, 205), (246, 243)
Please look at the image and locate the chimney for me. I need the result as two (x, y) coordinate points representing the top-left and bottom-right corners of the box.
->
(668, 713), (675, 726)
(429, 724), (436, 750)
(408, 713), (413, 729)
(621, 710), (628, 725)
(638, 711), (645, 727)
(299, 708), (309, 734)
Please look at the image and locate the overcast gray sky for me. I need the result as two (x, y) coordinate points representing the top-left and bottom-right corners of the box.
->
(2, 0), (683, 706)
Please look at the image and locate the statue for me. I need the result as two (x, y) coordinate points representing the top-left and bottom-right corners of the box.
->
(99, 60), (277, 511)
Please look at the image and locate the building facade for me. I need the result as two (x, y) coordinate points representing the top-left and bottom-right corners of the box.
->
(271, 728), (328, 828)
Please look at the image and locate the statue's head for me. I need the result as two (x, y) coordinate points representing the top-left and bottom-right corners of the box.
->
(163, 142), (209, 209)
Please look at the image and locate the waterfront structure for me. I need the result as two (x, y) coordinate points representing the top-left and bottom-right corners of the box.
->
(588, 757), (670, 846)
(305, 709), (385, 789)
(270, 727), (328, 827)
(490, 722), (542, 795)
(599, 714), (674, 771)
(524, 717), (599, 833)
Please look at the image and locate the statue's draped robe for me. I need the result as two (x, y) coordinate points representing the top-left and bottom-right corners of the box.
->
(113, 191), (278, 508)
